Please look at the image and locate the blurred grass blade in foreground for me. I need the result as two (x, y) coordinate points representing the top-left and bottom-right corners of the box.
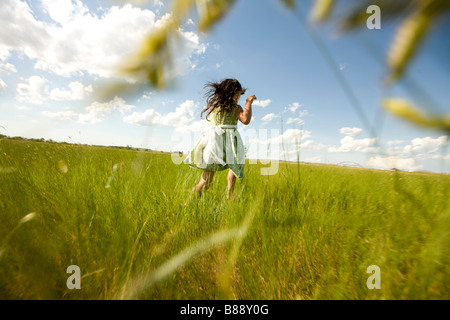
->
(383, 98), (450, 132)
(310, 0), (334, 23)
(197, 0), (236, 32)
(119, 227), (246, 299)
(280, 0), (296, 10)
(387, 8), (431, 83)
(0, 212), (37, 260)
(120, 17), (177, 90)
(310, 0), (450, 131)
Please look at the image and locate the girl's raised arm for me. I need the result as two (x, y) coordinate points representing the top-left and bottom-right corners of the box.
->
(236, 95), (256, 125)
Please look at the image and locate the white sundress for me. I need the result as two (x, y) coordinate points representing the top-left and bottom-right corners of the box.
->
(183, 104), (245, 178)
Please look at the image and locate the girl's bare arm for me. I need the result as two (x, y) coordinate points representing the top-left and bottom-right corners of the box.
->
(236, 95), (256, 125)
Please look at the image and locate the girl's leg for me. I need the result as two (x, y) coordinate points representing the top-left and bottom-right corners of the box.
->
(196, 170), (215, 197)
(227, 169), (237, 200)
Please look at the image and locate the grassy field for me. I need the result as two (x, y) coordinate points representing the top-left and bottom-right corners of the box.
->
(0, 136), (449, 300)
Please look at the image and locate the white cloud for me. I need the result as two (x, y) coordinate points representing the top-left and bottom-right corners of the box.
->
(0, 61), (17, 74)
(1, 0), (207, 79)
(0, 0), (49, 61)
(162, 99), (197, 127)
(286, 102), (302, 113)
(286, 110), (308, 126)
(0, 79), (6, 93)
(298, 110), (309, 118)
(366, 156), (423, 172)
(152, 0), (165, 8)
(282, 129), (311, 144)
(16, 76), (48, 105)
(253, 99), (272, 108)
(49, 81), (93, 101)
(16, 77), (93, 103)
(142, 92), (153, 100)
(387, 140), (405, 146)
(180, 30), (207, 56)
(385, 136), (448, 160)
(386, 136), (447, 159)
(286, 117), (304, 126)
(261, 113), (278, 123)
(39, 3), (158, 77)
(256, 129), (311, 145)
(42, 110), (78, 121)
(15, 105), (32, 110)
(328, 135), (378, 153)
(42, 96), (136, 123)
(403, 136), (447, 156)
(340, 127), (363, 137)
(300, 139), (326, 151)
(174, 27), (209, 75)
(124, 108), (162, 126)
(41, 0), (89, 25)
(79, 96), (135, 123)
(177, 119), (208, 133)
(327, 134), (447, 169)
(248, 129), (313, 161)
(123, 99), (197, 129)
(429, 154), (450, 160)
(137, 91), (153, 102)
(0, 60), (16, 93)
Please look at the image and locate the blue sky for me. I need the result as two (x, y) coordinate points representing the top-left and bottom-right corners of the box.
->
(1, 0), (449, 173)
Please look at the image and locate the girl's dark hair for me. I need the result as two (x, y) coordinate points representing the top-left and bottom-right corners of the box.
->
(201, 78), (245, 120)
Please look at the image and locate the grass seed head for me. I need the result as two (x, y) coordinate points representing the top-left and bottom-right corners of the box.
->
(19, 212), (37, 224)
(58, 160), (68, 173)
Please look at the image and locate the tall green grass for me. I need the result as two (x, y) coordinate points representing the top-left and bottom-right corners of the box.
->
(0, 137), (448, 299)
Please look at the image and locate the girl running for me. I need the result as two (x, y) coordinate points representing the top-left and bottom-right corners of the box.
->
(184, 78), (256, 199)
